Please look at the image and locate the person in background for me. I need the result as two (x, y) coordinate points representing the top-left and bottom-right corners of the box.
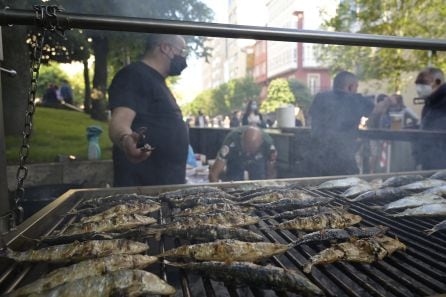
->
(209, 126), (277, 182)
(42, 83), (59, 107)
(230, 110), (241, 127)
(108, 33), (189, 186)
(388, 94), (418, 128)
(242, 100), (266, 128)
(309, 71), (391, 176)
(60, 79), (74, 105)
(413, 67), (446, 170)
(195, 110), (208, 127)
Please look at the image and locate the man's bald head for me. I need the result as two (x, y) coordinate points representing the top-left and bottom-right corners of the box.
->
(333, 71), (358, 93)
(241, 126), (263, 156)
(416, 67), (444, 87)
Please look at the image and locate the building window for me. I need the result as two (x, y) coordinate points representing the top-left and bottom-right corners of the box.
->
(307, 73), (321, 95)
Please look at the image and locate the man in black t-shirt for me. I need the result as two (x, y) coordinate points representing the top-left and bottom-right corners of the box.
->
(309, 71), (390, 176)
(108, 34), (189, 186)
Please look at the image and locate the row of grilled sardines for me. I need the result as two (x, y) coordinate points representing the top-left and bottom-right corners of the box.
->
(3, 183), (409, 297)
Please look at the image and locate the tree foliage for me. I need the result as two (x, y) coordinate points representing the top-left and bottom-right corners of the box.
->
(318, 0), (446, 92)
(260, 78), (294, 113)
(183, 77), (261, 117)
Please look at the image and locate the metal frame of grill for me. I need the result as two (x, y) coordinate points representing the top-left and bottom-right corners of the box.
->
(1, 171), (445, 297)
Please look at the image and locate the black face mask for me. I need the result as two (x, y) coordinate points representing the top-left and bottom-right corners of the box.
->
(168, 54), (187, 76)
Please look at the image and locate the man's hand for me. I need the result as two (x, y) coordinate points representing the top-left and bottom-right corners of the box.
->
(120, 132), (153, 163)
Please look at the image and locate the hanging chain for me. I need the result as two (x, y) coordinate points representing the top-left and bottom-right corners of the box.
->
(8, 5), (66, 230)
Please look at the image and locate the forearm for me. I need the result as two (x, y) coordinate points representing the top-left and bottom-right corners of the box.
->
(266, 161), (277, 179)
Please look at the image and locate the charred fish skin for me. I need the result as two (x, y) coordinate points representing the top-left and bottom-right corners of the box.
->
(381, 175), (425, 188)
(351, 187), (410, 202)
(25, 269), (175, 297)
(425, 219), (446, 235)
(158, 239), (290, 262)
(174, 203), (250, 217)
(160, 224), (264, 242)
(303, 236), (406, 273)
(167, 261), (324, 296)
(62, 214), (157, 236)
(80, 202), (161, 223)
(161, 211), (259, 228)
(275, 211), (362, 232)
(391, 203), (446, 217)
(240, 190), (315, 205)
(7, 254), (158, 297)
(78, 193), (157, 209)
(293, 226), (389, 247)
(2, 239), (149, 263)
(160, 186), (226, 199)
(170, 196), (236, 209)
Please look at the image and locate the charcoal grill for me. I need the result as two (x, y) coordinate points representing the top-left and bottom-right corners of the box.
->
(1, 172), (445, 297)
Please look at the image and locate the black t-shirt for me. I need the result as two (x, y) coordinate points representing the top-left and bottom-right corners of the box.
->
(108, 62), (188, 186)
(309, 90), (374, 175)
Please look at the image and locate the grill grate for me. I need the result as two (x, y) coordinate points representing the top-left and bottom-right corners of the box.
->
(0, 183), (445, 297)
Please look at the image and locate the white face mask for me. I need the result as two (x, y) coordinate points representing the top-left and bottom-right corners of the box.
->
(415, 84), (432, 97)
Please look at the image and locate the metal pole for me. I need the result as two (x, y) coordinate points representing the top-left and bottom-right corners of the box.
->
(1, 8), (446, 51)
(0, 26), (12, 233)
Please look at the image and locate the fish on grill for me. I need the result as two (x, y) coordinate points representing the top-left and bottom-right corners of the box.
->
(314, 177), (365, 190)
(293, 226), (389, 247)
(420, 184), (446, 196)
(158, 239), (291, 262)
(399, 179), (446, 191)
(341, 183), (373, 199)
(430, 170), (446, 180)
(425, 219), (446, 235)
(233, 186), (286, 201)
(263, 206), (336, 220)
(254, 196), (333, 212)
(160, 211), (259, 227)
(240, 190), (315, 205)
(151, 224), (264, 242)
(77, 193), (157, 209)
(61, 214), (157, 236)
(350, 187), (410, 203)
(174, 203), (250, 217)
(273, 211), (362, 232)
(166, 261), (324, 296)
(380, 175), (425, 188)
(1, 239), (149, 263)
(23, 269), (175, 297)
(303, 236), (406, 273)
(391, 203), (446, 217)
(382, 194), (446, 211)
(79, 202), (161, 223)
(7, 254), (158, 297)
(160, 186), (229, 200)
(169, 196), (236, 209)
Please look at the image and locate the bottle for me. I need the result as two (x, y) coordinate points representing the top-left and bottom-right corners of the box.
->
(86, 126), (103, 160)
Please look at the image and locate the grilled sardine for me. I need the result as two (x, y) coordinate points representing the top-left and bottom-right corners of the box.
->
(159, 211), (259, 228)
(293, 226), (389, 247)
(174, 203), (249, 217)
(167, 261), (324, 296)
(380, 175), (425, 188)
(314, 177), (365, 190)
(351, 187), (410, 202)
(383, 194), (446, 211)
(430, 170), (446, 181)
(425, 219), (446, 235)
(240, 190), (315, 205)
(274, 211), (362, 232)
(303, 236), (406, 273)
(80, 202), (160, 223)
(62, 214), (156, 236)
(263, 206), (335, 220)
(254, 196), (333, 212)
(341, 183), (373, 198)
(158, 239), (290, 262)
(25, 269), (175, 297)
(78, 193), (157, 209)
(170, 197), (236, 209)
(391, 203), (446, 217)
(399, 179), (446, 191)
(1, 239), (149, 263)
(7, 254), (158, 297)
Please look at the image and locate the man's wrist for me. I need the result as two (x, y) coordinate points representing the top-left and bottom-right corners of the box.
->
(118, 133), (132, 150)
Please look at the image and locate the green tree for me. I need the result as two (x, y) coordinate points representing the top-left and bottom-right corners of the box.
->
(288, 79), (312, 123)
(318, 0), (446, 92)
(260, 78), (295, 113)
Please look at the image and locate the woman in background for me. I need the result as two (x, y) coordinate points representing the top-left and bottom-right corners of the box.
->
(242, 100), (266, 128)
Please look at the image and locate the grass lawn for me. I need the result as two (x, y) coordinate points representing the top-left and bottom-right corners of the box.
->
(5, 107), (113, 164)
